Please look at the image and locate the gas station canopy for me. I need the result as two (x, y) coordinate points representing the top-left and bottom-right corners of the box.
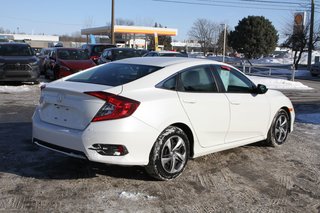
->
(81, 25), (178, 36)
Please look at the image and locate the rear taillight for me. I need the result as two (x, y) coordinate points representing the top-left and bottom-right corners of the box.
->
(84, 91), (140, 122)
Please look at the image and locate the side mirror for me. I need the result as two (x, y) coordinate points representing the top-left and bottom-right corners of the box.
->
(254, 84), (268, 94)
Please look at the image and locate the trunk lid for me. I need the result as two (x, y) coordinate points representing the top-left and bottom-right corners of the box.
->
(38, 81), (122, 130)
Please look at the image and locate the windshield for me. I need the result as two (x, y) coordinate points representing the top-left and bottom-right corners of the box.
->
(67, 63), (162, 86)
(0, 44), (34, 56)
(57, 49), (89, 60)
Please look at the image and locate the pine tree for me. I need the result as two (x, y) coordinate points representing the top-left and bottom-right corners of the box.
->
(229, 16), (278, 59)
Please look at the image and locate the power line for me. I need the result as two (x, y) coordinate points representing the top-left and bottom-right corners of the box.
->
(153, 0), (309, 12)
(198, 0), (302, 9)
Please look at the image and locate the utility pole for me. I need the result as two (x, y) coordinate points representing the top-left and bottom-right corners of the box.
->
(221, 24), (227, 63)
(307, 0), (314, 68)
(111, 0), (115, 45)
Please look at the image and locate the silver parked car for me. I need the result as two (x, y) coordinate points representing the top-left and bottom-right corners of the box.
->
(0, 42), (40, 83)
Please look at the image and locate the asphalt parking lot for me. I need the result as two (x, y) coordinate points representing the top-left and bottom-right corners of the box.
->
(0, 76), (320, 212)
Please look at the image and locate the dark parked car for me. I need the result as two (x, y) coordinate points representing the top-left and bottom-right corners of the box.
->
(136, 49), (149, 56)
(97, 48), (141, 64)
(0, 42), (40, 83)
(36, 48), (53, 74)
(45, 48), (96, 80)
(310, 62), (320, 77)
(81, 43), (116, 64)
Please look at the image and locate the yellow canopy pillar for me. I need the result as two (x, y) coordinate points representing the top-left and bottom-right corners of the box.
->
(154, 32), (159, 51)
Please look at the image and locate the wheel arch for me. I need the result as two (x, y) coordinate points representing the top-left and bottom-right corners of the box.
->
(170, 122), (194, 158)
(280, 106), (293, 132)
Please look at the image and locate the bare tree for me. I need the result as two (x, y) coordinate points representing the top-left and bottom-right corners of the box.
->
(115, 18), (134, 26)
(188, 19), (219, 55)
(282, 21), (320, 69)
(83, 17), (95, 28)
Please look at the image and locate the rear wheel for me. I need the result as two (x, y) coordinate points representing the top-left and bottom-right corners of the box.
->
(266, 109), (290, 147)
(146, 126), (189, 180)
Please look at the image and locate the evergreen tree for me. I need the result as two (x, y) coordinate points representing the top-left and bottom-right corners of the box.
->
(229, 16), (278, 59)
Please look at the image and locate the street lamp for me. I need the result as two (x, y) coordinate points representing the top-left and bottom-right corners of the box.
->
(221, 24), (227, 63)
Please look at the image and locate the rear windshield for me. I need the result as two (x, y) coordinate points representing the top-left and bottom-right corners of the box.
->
(67, 63), (162, 86)
(0, 44), (34, 56)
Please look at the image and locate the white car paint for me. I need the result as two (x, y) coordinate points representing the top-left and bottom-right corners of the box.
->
(32, 57), (295, 169)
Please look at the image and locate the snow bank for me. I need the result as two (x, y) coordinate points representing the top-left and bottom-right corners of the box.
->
(251, 50), (320, 65)
(248, 76), (312, 90)
(0, 85), (31, 93)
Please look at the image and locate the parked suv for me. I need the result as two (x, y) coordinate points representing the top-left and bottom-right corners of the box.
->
(0, 42), (40, 83)
(81, 43), (116, 64)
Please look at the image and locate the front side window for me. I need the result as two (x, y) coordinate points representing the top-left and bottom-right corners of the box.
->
(179, 65), (217, 92)
(216, 66), (255, 93)
(67, 63), (162, 86)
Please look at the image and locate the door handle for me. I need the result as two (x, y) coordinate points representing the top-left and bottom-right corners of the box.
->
(230, 101), (240, 105)
(183, 99), (196, 104)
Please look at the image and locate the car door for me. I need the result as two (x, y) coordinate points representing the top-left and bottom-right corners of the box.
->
(214, 65), (270, 143)
(177, 65), (230, 147)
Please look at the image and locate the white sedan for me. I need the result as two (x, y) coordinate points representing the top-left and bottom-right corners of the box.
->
(32, 57), (295, 180)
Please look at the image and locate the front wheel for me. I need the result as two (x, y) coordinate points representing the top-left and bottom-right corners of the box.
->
(266, 109), (290, 147)
(145, 126), (189, 180)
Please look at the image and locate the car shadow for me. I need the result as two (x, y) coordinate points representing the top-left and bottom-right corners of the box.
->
(0, 122), (153, 181)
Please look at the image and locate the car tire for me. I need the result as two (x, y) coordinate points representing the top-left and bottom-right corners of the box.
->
(311, 73), (318, 77)
(266, 109), (290, 147)
(145, 126), (189, 180)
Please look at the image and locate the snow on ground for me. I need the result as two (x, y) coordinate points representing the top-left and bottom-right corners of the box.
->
(248, 75), (312, 90)
(119, 191), (157, 201)
(0, 85), (31, 93)
(251, 50), (320, 65)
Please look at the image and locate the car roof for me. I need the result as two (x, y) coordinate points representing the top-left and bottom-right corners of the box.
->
(0, 42), (30, 46)
(114, 56), (223, 67)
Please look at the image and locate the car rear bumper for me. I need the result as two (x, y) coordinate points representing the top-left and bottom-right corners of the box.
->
(32, 108), (159, 166)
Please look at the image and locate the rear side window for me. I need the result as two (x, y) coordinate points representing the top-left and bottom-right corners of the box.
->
(67, 63), (162, 86)
(179, 65), (218, 92)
